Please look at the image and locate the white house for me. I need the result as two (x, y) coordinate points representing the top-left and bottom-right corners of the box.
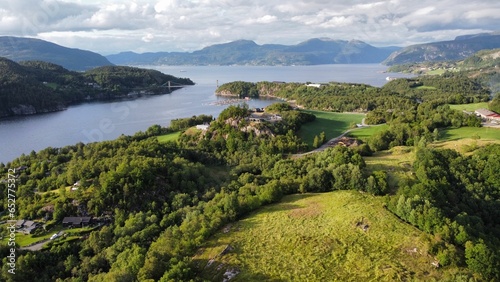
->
(196, 124), (210, 131)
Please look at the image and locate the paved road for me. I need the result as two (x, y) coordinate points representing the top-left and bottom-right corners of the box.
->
(20, 231), (64, 251)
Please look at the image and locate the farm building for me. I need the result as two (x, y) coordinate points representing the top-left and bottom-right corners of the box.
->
(475, 108), (500, 122)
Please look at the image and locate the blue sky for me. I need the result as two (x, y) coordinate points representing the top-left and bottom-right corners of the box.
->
(0, 0), (499, 54)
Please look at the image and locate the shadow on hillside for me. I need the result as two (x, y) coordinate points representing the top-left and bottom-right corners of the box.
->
(256, 193), (319, 214)
(192, 258), (287, 282)
(438, 129), (457, 141)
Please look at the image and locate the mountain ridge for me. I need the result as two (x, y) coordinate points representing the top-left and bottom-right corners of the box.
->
(0, 36), (113, 71)
(106, 38), (400, 66)
(384, 32), (500, 65)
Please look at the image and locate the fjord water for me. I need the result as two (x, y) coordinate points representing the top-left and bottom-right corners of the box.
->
(0, 64), (409, 163)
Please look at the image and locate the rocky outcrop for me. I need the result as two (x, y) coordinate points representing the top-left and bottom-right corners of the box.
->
(216, 90), (238, 97)
(242, 125), (275, 137)
(10, 104), (37, 115)
(6, 103), (67, 117)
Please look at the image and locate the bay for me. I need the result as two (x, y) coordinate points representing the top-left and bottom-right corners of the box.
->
(0, 64), (410, 163)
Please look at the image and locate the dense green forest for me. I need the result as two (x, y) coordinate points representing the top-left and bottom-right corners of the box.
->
(1, 67), (499, 280)
(0, 58), (194, 117)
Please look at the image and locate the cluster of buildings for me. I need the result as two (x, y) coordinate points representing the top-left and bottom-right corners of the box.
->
(14, 220), (41, 234)
(10, 216), (94, 235)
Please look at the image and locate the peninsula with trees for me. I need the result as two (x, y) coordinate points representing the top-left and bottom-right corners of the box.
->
(0, 58), (194, 118)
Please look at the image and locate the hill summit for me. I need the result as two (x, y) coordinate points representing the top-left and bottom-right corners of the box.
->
(383, 32), (500, 65)
(106, 38), (400, 66)
(0, 36), (112, 71)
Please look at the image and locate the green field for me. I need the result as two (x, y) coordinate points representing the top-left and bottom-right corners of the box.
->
(1, 225), (64, 247)
(1, 224), (97, 248)
(439, 126), (500, 141)
(157, 131), (181, 143)
(363, 146), (416, 191)
(298, 110), (364, 147)
(426, 69), (446, 75)
(449, 102), (489, 112)
(348, 124), (389, 140)
(195, 191), (461, 281)
(414, 85), (437, 90)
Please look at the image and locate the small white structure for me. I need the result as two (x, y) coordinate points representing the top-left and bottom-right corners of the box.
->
(196, 124), (210, 131)
(305, 83), (322, 88)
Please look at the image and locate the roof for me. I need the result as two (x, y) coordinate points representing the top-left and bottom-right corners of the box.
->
(24, 224), (39, 232)
(62, 217), (92, 224)
(23, 220), (37, 227)
(196, 124), (209, 130)
(475, 108), (497, 116)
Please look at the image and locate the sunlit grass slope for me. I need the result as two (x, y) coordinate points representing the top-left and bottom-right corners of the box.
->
(194, 191), (462, 281)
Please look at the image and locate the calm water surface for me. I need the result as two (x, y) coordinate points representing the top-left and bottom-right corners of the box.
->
(0, 64), (410, 163)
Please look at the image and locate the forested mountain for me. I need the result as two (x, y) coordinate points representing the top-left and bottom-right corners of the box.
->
(106, 38), (399, 66)
(0, 58), (194, 117)
(384, 32), (500, 65)
(0, 37), (112, 71)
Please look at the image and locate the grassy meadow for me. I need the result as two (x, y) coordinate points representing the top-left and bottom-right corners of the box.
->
(439, 126), (500, 141)
(348, 124), (389, 140)
(426, 69), (446, 75)
(414, 85), (437, 90)
(157, 131), (181, 143)
(363, 146), (416, 191)
(194, 191), (461, 281)
(298, 110), (364, 147)
(448, 102), (489, 112)
(431, 127), (500, 154)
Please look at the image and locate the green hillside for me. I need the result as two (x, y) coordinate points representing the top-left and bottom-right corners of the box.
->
(383, 32), (500, 65)
(194, 191), (467, 281)
(0, 58), (194, 117)
(0, 36), (112, 71)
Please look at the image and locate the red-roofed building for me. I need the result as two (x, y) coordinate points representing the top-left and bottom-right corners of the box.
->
(475, 108), (500, 122)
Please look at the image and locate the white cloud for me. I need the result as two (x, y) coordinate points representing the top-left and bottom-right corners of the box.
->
(0, 0), (498, 54)
(141, 33), (154, 42)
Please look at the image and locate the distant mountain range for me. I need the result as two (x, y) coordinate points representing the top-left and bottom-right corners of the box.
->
(1, 33), (500, 69)
(383, 32), (500, 65)
(0, 36), (112, 71)
(106, 39), (401, 66)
